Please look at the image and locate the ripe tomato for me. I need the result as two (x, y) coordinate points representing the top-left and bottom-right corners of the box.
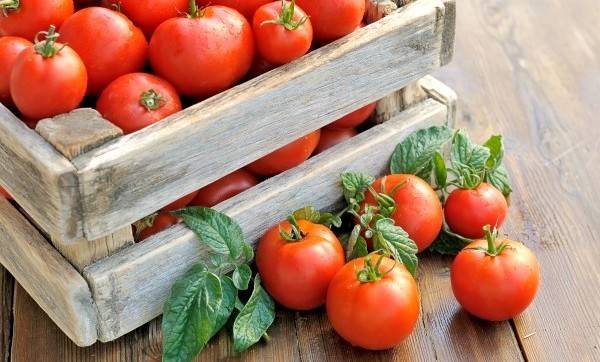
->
(0, 186), (12, 200)
(149, 5), (254, 99)
(252, 1), (312, 65)
(362, 174), (443, 253)
(314, 128), (357, 154)
(116, 0), (188, 38)
(59, 7), (148, 95)
(327, 255), (420, 350)
(247, 130), (321, 177)
(0, 0), (74, 40)
(295, 0), (364, 43)
(451, 227), (540, 321)
(191, 170), (258, 207)
(136, 212), (180, 241)
(162, 191), (199, 212)
(10, 26), (87, 120)
(96, 73), (182, 134)
(444, 182), (508, 239)
(246, 56), (276, 80)
(257, 218), (344, 310)
(197, 0), (271, 19)
(326, 102), (376, 130)
(0, 37), (32, 107)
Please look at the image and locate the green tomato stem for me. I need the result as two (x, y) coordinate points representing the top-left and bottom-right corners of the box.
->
(33, 26), (64, 58)
(139, 89), (164, 111)
(261, 0), (308, 31)
(0, 0), (19, 13)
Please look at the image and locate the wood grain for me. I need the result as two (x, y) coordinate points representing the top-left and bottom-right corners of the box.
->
(72, 0), (456, 240)
(0, 265), (12, 362)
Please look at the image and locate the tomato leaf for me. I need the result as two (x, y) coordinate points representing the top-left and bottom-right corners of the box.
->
(292, 206), (342, 228)
(451, 129), (491, 174)
(233, 275), (275, 353)
(485, 164), (513, 197)
(232, 264), (252, 291)
(373, 218), (418, 275)
(433, 151), (447, 189)
(390, 126), (453, 180)
(430, 225), (473, 255)
(341, 172), (375, 207)
(340, 225), (369, 261)
(211, 276), (238, 338)
(483, 135), (504, 170)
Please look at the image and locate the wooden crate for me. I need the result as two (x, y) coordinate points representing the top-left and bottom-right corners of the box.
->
(0, 0), (456, 347)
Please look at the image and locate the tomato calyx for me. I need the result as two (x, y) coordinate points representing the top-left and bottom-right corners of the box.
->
(133, 212), (158, 238)
(261, 0), (308, 31)
(187, 0), (206, 18)
(0, 0), (19, 15)
(139, 89), (165, 111)
(34, 26), (65, 58)
(470, 225), (510, 256)
(356, 253), (394, 283)
(279, 214), (306, 242)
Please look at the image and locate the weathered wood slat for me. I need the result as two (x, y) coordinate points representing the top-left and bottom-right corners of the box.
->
(72, 0), (456, 240)
(0, 265), (12, 362)
(0, 198), (97, 346)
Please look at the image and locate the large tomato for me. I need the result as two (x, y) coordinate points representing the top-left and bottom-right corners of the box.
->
(116, 0), (188, 38)
(96, 73), (182, 134)
(10, 26), (87, 120)
(149, 5), (254, 99)
(0, 0), (74, 40)
(362, 174), (443, 252)
(59, 7), (148, 96)
(252, 1), (313, 65)
(326, 255), (420, 350)
(257, 218), (345, 310)
(191, 170), (258, 207)
(451, 227), (540, 321)
(314, 127), (357, 154)
(326, 102), (376, 130)
(197, 0), (271, 19)
(247, 130), (321, 177)
(0, 187), (12, 200)
(296, 0), (364, 43)
(0, 36), (32, 107)
(444, 182), (508, 239)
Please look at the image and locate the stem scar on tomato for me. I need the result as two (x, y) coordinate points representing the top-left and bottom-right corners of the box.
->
(139, 89), (164, 110)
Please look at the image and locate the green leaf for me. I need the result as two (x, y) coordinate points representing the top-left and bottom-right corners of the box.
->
(232, 264), (252, 291)
(373, 218), (418, 275)
(451, 129), (491, 173)
(390, 126), (453, 178)
(341, 172), (375, 206)
(233, 275), (276, 353)
(173, 207), (245, 260)
(341, 225), (369, 261)
(292, 206), (342, 228)
(430, 225), (473, 256)
(211, 276), (238, 338)
(483, 135), (504, 170)
(433, 152), (447, 188)
(485, 165), (513, 197)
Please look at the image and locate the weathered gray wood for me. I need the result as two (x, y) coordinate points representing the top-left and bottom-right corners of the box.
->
(72, 0), (456, 240)
(419, 75), (457, 125)
(0, 198), (97, 347)
(84, 90), (452, 342)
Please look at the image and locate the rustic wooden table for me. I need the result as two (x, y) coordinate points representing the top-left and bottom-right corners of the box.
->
(2, 0), (600, 360)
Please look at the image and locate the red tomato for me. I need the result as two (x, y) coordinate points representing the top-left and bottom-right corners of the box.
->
(252, 1), (312, 65)
(314, 127), (357, 154)
(162, 191), (199, 212)
(246, 56), (276, 80)
(136, 212), (180, 241)
(451, 228), (540, 321)
(444, 182), (508, 239)
(295, 0), (364, 43)
(327, 102), (376, 130)
(191, 170), (258, 207)
(96, 73), (182, 134)
(149, 5), (254, 99)
(10, 26), (87, 120)
(197, 0), (271, 19)
(0, 0), (74, 40)
(363, 174), (443, 253)
(59, 7), (148, 96)
(0, 36), (32, 107)
(257, 218), (345, 310)
(327, 255), (420, 350)
(116, 0), (188, 38)
(247, 130), (321, 177)
(0, 186), (12, 200)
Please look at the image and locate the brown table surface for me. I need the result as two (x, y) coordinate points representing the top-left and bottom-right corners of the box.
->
(2, 0), (600, 361)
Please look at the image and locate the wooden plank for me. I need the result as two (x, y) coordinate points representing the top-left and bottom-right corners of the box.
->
(72, 0), (456, 240)
(84, 95), (450, 342)
(0, 198), (97, 346)
(0, 266), (12, 362)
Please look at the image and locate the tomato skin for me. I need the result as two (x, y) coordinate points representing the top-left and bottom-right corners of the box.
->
(257, 219), (344, 310)
(0, 0), (74, 40)
(197, 0), (271, 19)
(295, 0), (364, 43)
(0, 187), (12, 200)
(444, 183), (508, 239)
(252, 2), (313, 66)
(96, 73), (182, 134)
(363, 174), (443, 253)
(314, 128), (357, 154)
(326, 102), (376, 130)
(117, 0), (188, 38)
(326, 256), (420, 350)
(137, 212), (180, 241)
(191, 170), (258, 207)
(149, 6), (254, 99)
(451, 238), (540, 321)
(10, 44), (87, 120)
(0, 37), (32, 107)
(162, 191), (199, 212)
(247, 130), (321, 177)
(59, 7), (148, 96)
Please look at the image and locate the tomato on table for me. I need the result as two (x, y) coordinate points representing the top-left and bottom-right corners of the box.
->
(444, 182), (508, 239)
(314, 128), (357, 154)
(10, 26), (87, 120)
(247, 130), (321, 177)
(135, 212), (180, 241)
(257, 217), (345, 310)
(296, 0), (364, 43)
(96, 73), (182, 134)
(0, 187), (12, 200)
(326, 102), (376, 130)
(149, 4), (254, 99)
(191, 170), (258, 207)
(0, 0), (74, 40)
(451, 226), (540, 321)
(197, 0), (271, 19)
(59, 7), (148, 96)
(113, 0), (188, 38)
(0, 37), (32, 108)
(327, 255), (420, 350)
